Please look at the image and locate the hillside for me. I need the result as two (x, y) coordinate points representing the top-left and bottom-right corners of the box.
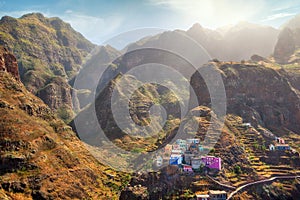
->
(0, 48), (129, 200)
(0, 13), (95, 120)
(191, 61), (300, 133)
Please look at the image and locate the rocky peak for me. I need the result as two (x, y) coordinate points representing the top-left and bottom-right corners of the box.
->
(20, 12), (46, 20)
(187, 23), (204, 33)
(0, 46), (19, 81)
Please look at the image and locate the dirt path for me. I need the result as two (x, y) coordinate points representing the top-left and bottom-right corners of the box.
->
(227, 175), (300, 199)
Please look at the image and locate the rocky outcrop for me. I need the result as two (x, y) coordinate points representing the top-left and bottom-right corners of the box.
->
(37, 77), (76, 111)
(0, 46), (19, 81)
(190, 62), (300, 132)
(250, 54), (270, 63)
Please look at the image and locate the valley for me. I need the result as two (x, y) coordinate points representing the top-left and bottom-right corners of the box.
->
(0, 10), (300, 200)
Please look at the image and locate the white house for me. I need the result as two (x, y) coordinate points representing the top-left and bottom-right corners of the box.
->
(269, 144), (275, 151)
(196, 194), (209, 200)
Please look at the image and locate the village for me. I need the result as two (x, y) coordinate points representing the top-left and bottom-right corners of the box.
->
(158, 138), (227, 200)
(154, 122), (296, 200)
(164, 138), (222, 172)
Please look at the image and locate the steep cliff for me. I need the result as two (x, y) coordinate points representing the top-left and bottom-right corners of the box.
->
(190, 62), (300, 133)
(0, 46), (19, 81)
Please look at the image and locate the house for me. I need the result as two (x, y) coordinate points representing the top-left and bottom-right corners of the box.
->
(208, 190), (227, 200)
(277, 137), (285, 144)
(169, 154), (182, 165)
(198, 145), (204, 152)
(191, 157), (202, 169)
(156, 156), (163, 167)
(184, 151), (194, 165)
(242, 123), (251, 128)
(196, 194), (209, 200)
(189, 143), (198, 153)
(269, 144), (275, 151)
(201, 156), (221, 170)
(183, 164), (193, 172)
(187, 138), (200, 144)
(172, 144), (181, 150)
(275, 143), (290, 151)
(171, 149), (183, 155)
(187, 139), (194, 144)
(176, 139), (187, 150)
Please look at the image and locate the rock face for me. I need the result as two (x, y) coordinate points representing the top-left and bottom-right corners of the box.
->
(190, 62), (300, 133)
(0, 13), (95, 114)
(0, 46), (19, 81)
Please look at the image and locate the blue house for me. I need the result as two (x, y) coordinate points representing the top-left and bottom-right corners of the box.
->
(198, 145), (204, 152)
(169, 155), (183, 165)
(275, 144), (290, 151)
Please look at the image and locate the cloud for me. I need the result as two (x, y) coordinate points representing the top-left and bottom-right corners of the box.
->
(262, 12), (296, 22)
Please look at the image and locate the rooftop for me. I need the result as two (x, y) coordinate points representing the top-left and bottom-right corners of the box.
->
(209, 190), (227, 195)
(196, 194), (210, 197)
(275, 143), (289, 147)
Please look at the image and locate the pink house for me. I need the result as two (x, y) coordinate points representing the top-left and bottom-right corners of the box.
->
(277, 138), (285, 144)
(183, 165), (193, 172)
(201, 156), (221, 170)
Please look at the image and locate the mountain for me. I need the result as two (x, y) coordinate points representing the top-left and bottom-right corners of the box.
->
(127, 22), (279, 61)
(191, 61), (300, 133)
(70, 45), (121, 109)
(0, 13), (95, 121)
(274, 14), (300, 64)
(118, 61), (300, 199)
(1, 12), (300, 199)
(0, 47), (129, 199)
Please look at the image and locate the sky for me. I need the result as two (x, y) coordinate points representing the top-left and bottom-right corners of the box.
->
(0, 0), (300, 46)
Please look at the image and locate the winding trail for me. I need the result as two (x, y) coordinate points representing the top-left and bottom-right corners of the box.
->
(227, 175), (300, 200)
(206, 175), (236, 190)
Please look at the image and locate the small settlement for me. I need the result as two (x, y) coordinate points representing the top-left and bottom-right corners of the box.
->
(166, 139), (222, 172)
(241, 122), (292, 152)
(269, 137), (291, 151)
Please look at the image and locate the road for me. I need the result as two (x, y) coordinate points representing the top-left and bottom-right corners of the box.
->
(227, 175), (300, 200)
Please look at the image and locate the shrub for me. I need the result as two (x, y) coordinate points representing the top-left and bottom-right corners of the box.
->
(234, 165), (242, 175)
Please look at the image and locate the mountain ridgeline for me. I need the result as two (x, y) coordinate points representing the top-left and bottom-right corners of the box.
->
(0, 13), (95, 121)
